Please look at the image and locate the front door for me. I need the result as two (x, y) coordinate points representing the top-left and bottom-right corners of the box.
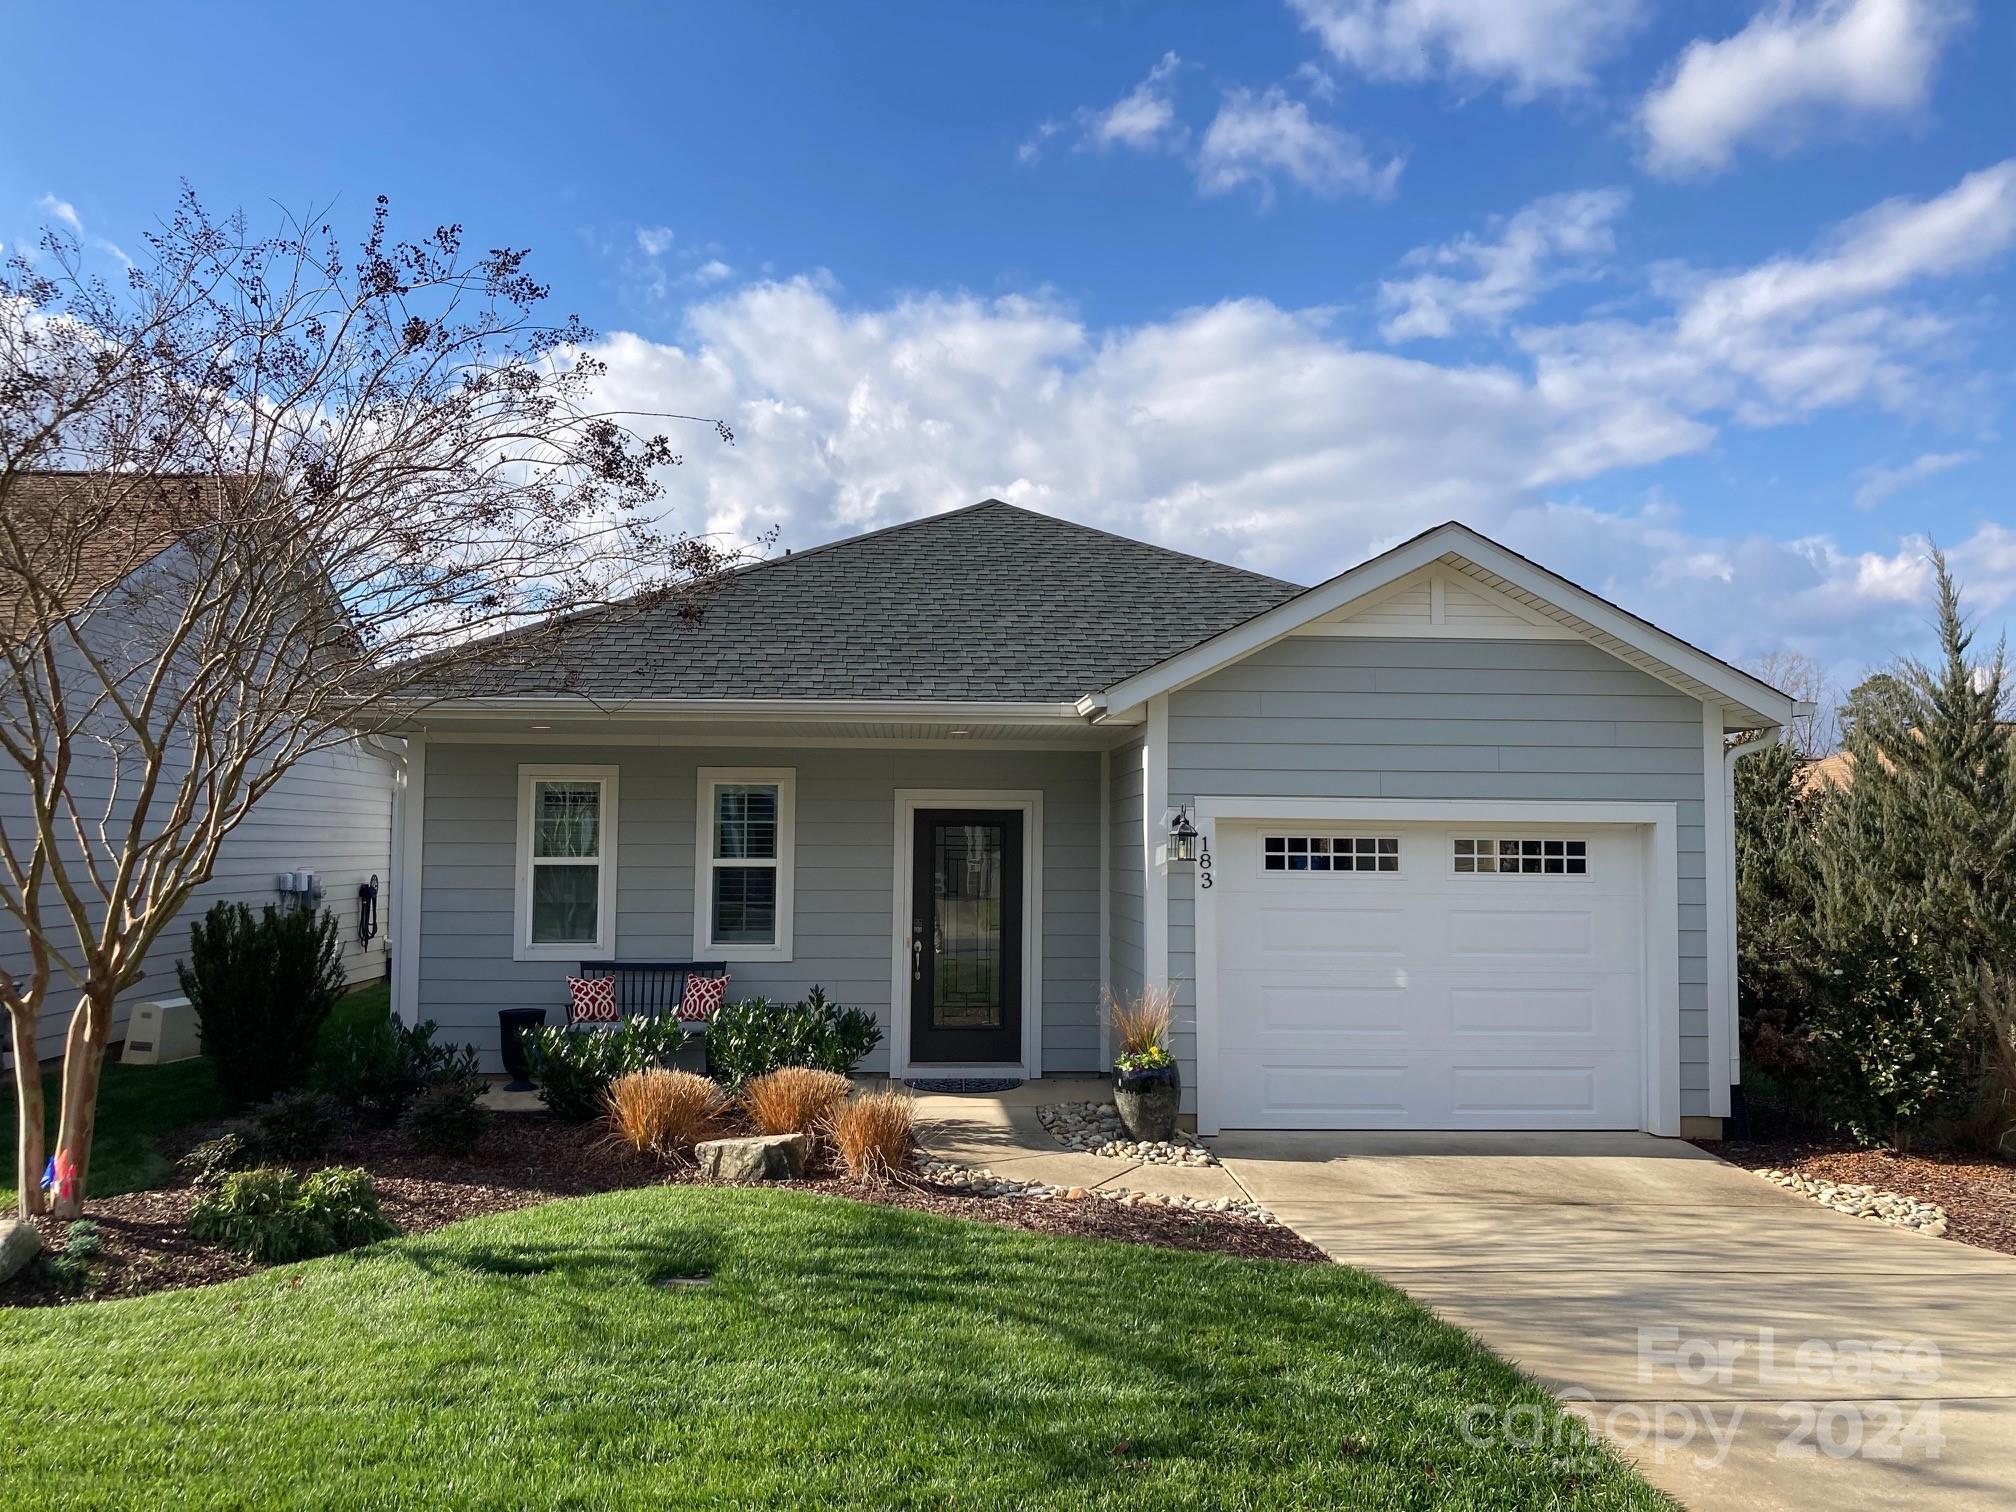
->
(909, 809), (1023, 1065)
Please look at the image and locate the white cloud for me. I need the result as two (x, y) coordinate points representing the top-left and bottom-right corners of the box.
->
(1022, 52), (1185, 164)
(1290, 0), (1646, 98)
(36, 194), (83, 235)
(1196, 89), (1401, 201)
(636, 226), (676, 257)
(691, 259), (734, 286)
(1522, 160), (2016, 425)
(1642, 0), (1968, 177)
(33, 192), (130, 267)
(1380, 188), (1628, 340)
(1094, 51), (1183, 149)
(1852, 448), (1979, 510)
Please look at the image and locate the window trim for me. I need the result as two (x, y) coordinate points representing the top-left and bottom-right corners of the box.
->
(513, 764), (620, 962)
(694, 766), (797, 962)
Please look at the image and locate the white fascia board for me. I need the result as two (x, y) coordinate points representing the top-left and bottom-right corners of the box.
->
(1098, 522), (1797, 727)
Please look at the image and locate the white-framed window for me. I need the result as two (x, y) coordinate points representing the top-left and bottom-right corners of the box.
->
(694, 767), (796, 961)
(1262, 835), (1400, 873)
(1453, 837), (1588, 876)
(514, 765), (619, 961)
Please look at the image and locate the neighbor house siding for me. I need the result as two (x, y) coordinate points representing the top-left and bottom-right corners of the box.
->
(3, 736), (396, 1062)
(1106, 736), (1146, 1008)
(416, 744), (1104, 1073)
(1163, 636), (1710, 1116)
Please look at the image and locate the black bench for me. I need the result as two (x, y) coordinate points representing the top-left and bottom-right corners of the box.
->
(568, 960), (729, 1071)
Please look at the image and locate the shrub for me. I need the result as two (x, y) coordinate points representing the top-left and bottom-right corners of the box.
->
(251, 1091), (342, 1161)
(1807, 920), (1977, 1148)
(301, 1166), (400, 1249)
(188, 1165), (396, 1263)
(523, 1017), (689, 1123)
(43, 1220), (103, 1293)
(401, 1077), (489, 1156)
(178, 901), (348, 1108)
(704, 988), (882, 1088)
(832, 1092), (915, 1181)
(177, 1128), (262, 1186)
(604, 1069), (729, 1161)
(320, 1016), (479, 1125)
(743, 1068), (852, 1138)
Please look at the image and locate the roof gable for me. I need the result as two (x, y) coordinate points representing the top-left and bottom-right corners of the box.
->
(1095, 521), (1799, 730)
(440, 501), (1300, 704)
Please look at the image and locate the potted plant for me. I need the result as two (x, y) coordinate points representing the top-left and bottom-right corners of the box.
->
(1108, 985), (1180, 1142)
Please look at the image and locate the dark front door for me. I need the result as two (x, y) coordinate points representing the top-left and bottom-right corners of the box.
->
(910, 809), (1023, 1065)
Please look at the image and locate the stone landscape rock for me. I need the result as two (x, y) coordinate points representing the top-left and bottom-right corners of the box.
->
(1754, 1168), (1948, 1236)
(1036, 1101), (1219, 1166)
(0, 1219), (42, 1285)
(696, 1133), (810, 1181)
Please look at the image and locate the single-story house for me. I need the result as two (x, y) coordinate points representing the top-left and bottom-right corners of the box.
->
(385, 502), (1797, 1138)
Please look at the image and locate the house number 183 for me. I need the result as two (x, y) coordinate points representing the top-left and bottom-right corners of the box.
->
(1197, 844), (1213, 889)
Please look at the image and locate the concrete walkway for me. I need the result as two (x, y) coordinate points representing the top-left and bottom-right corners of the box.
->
(1214, 1131), (2016, 1511)
(907, 1078), (1254, 1203)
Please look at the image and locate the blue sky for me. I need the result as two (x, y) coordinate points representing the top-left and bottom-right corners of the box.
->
(5, 1), (2012, 689)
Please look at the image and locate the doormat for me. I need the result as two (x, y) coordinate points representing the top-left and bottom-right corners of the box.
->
(903, 1077), (1024, 1094)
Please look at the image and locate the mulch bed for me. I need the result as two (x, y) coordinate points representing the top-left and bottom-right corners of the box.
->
(4, 1114), (1324, 1308)
(1703, 1135), (2016, 1257)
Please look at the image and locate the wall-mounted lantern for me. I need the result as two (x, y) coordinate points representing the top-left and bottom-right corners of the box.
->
(1167, 806), (1200, 863)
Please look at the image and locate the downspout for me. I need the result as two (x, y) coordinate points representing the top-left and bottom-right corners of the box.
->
(1722, 725), (1783, 1116)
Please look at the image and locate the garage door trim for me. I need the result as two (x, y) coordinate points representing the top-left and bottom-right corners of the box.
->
(1192, 797), (1681, 1138)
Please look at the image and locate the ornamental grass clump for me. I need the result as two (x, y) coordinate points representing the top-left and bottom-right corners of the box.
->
(604, 1069), (729, 1162)
(1108, 983), (1176, 1074)
(832, 1092), (915, 1181)
(743, 1068), (853, 1138)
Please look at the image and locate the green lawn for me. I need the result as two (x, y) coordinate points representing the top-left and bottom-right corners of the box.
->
(2, 979), (390, 1208)
(0, 1186), (1658, 1509)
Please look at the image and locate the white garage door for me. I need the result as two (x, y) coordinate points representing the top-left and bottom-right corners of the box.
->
(1212, 822), (1645, 1130)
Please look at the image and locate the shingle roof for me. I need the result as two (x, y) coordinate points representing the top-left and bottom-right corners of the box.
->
(0, 473), (237, 637)
(441, 500), (1301, 702)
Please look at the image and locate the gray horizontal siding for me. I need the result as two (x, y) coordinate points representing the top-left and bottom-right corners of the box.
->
(1165, 635), (1712, 1119)
(416, 744), (1104, 1073)
(4, 737), (395, 1061)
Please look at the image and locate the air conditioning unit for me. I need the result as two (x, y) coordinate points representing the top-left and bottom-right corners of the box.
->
(121, 995), (203, 1065)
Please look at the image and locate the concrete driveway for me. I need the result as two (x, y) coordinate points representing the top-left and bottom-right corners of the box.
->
(1214, 1132), (2016, 1511)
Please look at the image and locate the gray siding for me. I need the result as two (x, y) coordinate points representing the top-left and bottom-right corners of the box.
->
(417, 744), (1103, 1073)
(1107, 737), (1146, 1006)
(4, 737), (396, 1061)
(1164, 636), (1711, 1117)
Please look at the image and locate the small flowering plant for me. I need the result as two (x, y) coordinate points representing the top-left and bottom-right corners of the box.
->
(1114, 1044), (1174, 1075)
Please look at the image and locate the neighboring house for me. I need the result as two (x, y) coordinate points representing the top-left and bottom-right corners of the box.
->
(1, 474), (398, 1065)
(386, 502), (1796, 1138)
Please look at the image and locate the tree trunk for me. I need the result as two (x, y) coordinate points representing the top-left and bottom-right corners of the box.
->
(7, 1004), (46, 1218)
(50, 987), (112, 1219)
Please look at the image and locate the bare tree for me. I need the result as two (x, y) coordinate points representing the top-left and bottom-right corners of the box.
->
(1746, 649), (1839, 757)
(0, 192), (746, 1216)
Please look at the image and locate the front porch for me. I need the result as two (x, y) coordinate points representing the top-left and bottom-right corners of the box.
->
(397, 718), (1140, 1082)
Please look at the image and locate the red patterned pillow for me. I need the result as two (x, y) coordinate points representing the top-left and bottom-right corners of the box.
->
(677, 972), (730, 1022)
(566, 975), (620, 1027)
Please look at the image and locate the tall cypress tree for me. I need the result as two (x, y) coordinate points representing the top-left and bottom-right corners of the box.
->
(1734, 737), (1822, 1084)
(1806, 550), (2016, 1144)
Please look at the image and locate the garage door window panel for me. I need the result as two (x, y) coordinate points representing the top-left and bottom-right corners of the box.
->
(1453, 838), (1587, 876)
(1262, 835), (1399, 874)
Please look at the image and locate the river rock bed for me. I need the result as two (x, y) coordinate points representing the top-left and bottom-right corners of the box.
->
(1037, 1102), (1219, 1166)
(1754, 1168), (1949, 1235)
(917, 1158), (1276, 1223)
